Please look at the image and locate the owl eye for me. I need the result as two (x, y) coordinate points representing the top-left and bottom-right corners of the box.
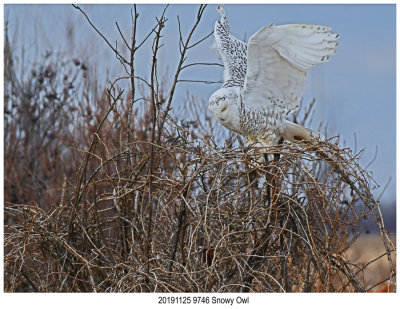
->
(221, 107), (227, 112)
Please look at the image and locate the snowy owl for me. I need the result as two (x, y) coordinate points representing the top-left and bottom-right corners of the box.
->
(208, 5), (339, 148)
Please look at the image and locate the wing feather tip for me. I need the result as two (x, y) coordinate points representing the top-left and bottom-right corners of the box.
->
(216, 4), (225, 17)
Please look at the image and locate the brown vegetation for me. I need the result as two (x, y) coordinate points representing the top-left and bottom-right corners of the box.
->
(4, 4), (395, 292)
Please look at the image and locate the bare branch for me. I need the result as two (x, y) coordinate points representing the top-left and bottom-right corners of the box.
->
(158, 4), (208, 143)
(181, 62), (224, 70)
(72, 4), (129, 65)
(177, 79), (223, 84)
(115, 21), (131, 51)
(188, 30), (214, 49)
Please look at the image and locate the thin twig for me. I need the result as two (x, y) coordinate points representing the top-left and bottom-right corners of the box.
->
(72, 4), (129, 65)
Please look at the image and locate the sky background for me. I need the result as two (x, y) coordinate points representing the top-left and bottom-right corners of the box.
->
(4, 4), (396, 210)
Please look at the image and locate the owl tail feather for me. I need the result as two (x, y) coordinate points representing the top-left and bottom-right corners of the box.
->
(282, 121), (324, 143)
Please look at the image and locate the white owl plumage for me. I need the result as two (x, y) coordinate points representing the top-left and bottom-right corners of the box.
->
(208, 5), (339, 147)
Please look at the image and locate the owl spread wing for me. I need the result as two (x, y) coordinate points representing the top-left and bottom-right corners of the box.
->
(214, 6), (248, 88)
(243, 24), (339, 113)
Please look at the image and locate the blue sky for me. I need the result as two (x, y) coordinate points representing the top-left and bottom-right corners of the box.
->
(4, 3), (396, 206)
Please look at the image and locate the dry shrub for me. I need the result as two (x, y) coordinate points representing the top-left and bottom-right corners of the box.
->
(4, 4), (395, 292)
(4, 121), (396, 292)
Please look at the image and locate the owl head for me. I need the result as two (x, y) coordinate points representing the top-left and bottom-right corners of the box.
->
(208, 88), (240, 132)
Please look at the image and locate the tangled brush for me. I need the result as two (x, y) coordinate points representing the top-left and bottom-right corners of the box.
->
(4, 118), (395, 291)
